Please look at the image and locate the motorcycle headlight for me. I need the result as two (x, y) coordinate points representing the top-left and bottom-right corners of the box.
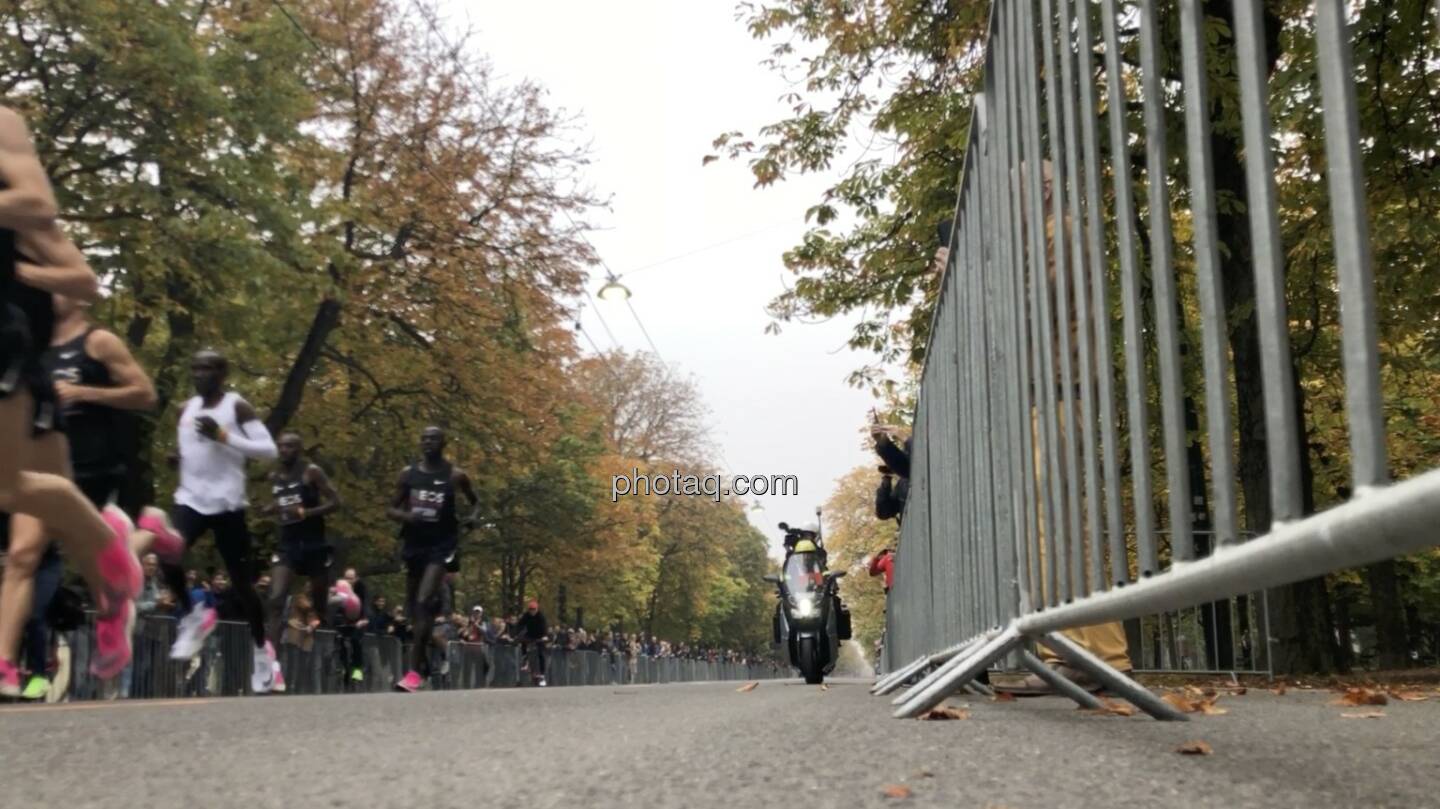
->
(794, 595), (816, 617)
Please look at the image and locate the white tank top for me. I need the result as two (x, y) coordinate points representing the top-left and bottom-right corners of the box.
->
(175, 391), (250, 515)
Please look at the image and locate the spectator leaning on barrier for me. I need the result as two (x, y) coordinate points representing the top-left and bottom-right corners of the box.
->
(995, 159), (1133, 695)
(460, 606), (484, 643)
(488, 615), (509, 644)
(212, 571), (244, 622)
(871, 423), (912, 524)
(136, 553), (167, 616)
(283, 593), (319, 653)
(390, 605), (412, 644)
(868, 548), (895, 594)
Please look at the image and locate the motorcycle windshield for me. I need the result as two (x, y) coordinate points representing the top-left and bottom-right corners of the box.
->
(783, 552), (826, 596)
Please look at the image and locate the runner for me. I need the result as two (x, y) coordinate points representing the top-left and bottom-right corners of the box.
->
(0, 291), (170, 699)
(262, 431), (341, 692)
(0, 105), (142, 696)
(514, 599), (549, 687)
(387, 425), (478, 692)
(159, 348), (279, 694)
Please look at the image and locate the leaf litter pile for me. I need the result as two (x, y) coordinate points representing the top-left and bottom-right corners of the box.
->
(918, 705), (970, 721)
(1332, 687), (1388, 707)
(1161, 686), (1229, 715)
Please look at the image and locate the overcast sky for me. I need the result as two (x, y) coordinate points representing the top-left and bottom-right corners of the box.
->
(439, 1), (891, 556)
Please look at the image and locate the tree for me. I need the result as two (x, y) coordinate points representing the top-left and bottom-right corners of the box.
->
(818, 466), (898, 657)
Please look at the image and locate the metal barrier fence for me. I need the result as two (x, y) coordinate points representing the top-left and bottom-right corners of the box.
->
(48, 616), (783, 701)
(877, 0), (1439, 720)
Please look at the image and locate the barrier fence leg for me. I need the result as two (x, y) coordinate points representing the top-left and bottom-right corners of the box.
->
(872, 655), (931, 696)
(1017, 650), (1103, 710)
(1038, 632), (1187, 721)
(893, 629), (1022, 718)
(873, 636), (982, 696)
(964, 681), (996, 698)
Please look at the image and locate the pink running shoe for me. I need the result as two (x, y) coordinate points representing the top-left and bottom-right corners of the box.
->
(138, 506), (185, 564)
(394, 670), (423, 693)
(91, 598), (135, 679)
(92, 505), (141, 680)
(267, 641), (286, 693)
(97, 505), (143, 605)
(0, 658), (21, 698)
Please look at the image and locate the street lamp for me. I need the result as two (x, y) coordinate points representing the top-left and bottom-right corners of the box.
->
(597, 272), (631, 302)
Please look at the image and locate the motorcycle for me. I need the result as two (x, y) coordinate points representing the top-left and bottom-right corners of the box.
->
(766, 522), (851, 685)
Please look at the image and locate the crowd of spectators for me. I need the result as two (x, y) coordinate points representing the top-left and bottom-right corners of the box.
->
(7, 555), (775, 702)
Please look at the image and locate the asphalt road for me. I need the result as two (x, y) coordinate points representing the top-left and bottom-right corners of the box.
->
(3, 678), (1437, 809)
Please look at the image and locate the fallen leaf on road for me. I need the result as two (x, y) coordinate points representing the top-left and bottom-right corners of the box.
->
(912, 770), (935, 779)
(992, 691), (1017, 702)
(1176, 740), (1213, 756)
(918, 706), (970, 720)
(1163, 692), (1200, 712)
(1198, 697), (1228, 716)
(1229, 687), (1248, 696)
(1080, 698), (1137, 717)
(1341, 711), (1386, 719)
(1161, 692), (1228, 715)
(1332, 687), (1387, 706)
(736, 682), (759, 693)
(882, 785), (913, 799)
(1388, 690), (1428, 702)
(1273, 683), (1287, 696)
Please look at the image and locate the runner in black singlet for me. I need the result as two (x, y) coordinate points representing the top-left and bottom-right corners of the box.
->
(263, 432), (341, 691)
(387, 426), (478, 692)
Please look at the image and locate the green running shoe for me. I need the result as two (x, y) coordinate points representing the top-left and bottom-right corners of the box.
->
(21, 675), (49, 700)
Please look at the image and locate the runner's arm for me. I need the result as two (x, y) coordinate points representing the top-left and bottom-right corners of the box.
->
(302, 464), (342, 519)
(222, 399), (279, 460)
(57, 329), (157, 410)
(0, 107), (58, 230)
(387, 471), (414, 524)
(15, 244), (99, 302)
(454, 468), (481, 529)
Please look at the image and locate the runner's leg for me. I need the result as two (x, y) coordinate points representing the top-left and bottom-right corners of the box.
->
(213, 510), (265, 648)
(266, 561), (295, 650)
(407, 562), (445, 676)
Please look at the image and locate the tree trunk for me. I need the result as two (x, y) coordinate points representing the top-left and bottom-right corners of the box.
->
(265, 296), (342, 434)
(1365, 560), (1408, 669)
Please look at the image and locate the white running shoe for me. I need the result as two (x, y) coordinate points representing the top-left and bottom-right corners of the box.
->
(251, 644), (274, 695)
(169, 603), (218, 661)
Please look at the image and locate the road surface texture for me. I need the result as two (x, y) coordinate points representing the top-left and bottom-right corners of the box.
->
(4, 678), (1437, 808)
